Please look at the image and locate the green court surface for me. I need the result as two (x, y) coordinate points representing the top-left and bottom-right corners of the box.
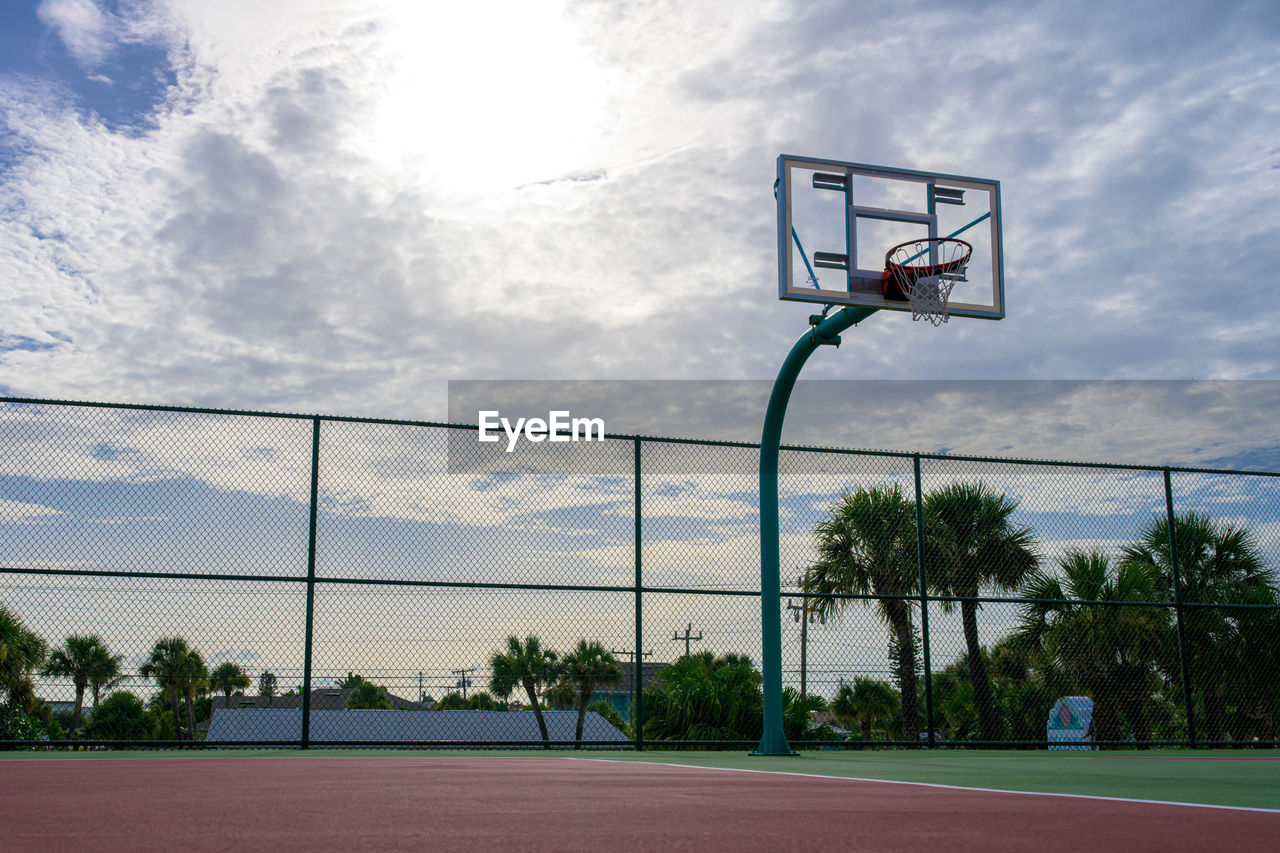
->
(4, 748), (1277, 810)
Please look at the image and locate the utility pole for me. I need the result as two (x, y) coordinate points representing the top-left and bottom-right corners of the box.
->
(786, 575), (823, 696)
(610, 648), (653, 696)
(418, 671), (425, 703)
(672, 623), (703, 658)
(452, 667), (476, 699)
(610, 648), (653, 669)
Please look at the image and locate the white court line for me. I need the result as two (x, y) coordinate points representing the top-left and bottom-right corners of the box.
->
(564, 757), (1280, 814)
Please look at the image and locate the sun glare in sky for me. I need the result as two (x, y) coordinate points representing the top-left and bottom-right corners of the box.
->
(365, 2), (611, 196)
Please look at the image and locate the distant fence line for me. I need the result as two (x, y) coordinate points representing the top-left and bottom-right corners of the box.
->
(1, 396), (1278, 750)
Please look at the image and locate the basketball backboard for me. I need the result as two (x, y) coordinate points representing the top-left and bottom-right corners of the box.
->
(777, 155), (1004, 320)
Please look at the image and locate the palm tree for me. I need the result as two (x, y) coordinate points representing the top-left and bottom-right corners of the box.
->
(1218, 584), (1280, 741)
(832, 678), (898, 742)
(489, 635), (560, 747)
(805, 485), (922, 740)
(209, 662), (252, 711)
(0, 605), (47, 712)
(782, 687), (830, 742)
(1122, 512), (1273, 741)
(88, 648), (125, 713)
(640, 651), (763, 742)
(558, 640), (622, 748)
(178, 650), (208, 740)
(41, 635), (117, 739)
(1018, 551), (1169, 745)
(924, 481), (1039, 742)
(140, 637), (194, 740)
(541, 679), (577, 711)
(987, 635), (1074, 742)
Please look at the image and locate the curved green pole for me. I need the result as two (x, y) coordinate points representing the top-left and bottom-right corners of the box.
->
(752, 304), (878, 756)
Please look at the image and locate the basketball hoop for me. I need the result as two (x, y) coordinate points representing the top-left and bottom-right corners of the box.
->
(883, 237), (972, 325)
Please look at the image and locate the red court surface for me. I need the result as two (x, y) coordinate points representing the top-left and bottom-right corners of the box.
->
(3, 756), (1277, 851)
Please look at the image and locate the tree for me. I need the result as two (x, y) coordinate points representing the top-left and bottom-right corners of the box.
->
(1218, 584), (1280, 741)
(924, 482), (1039, 742)
(0, 605), (46, 712)
(337, 672), (366, 688)
(832, 678), (898, 742)
(259, 671), (278, 707)
(489, 636), (560, 747)
(988, 635), (1074, 743)
(433, 691), (472, 711)
(465, 691), (500, 711)
(82, 691), (150, 741)
(346, 681), (393, 710)
(209, 662), (252, 710)
(805, 486), (922, 740)
(1018, 551), (1169, 744)
(140, 638), (194, 740)
(588, 699), (627, 734)
(782, 687), (832, 743)
(85, 643), (123, 713)
(0, 704), (44, 741)
(929, 656), (979, 740)
(435, 691), (501, 711)
(541, 680), (576, 711)
(178, 650), (208, 741)
(558, 641), (622, 748)
(641, 651), (762, 742)
(1121, 512), (1273, 741)
(41, 635), (117, 739)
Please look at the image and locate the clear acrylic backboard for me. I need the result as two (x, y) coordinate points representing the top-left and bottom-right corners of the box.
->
(777, 155), (1004, 320)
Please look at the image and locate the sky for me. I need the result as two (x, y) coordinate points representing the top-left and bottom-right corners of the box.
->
(2, 1), (1280, 705)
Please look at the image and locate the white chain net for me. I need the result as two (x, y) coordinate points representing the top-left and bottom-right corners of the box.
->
(905, 275), (957, 325)
(886, 239), (971, 326)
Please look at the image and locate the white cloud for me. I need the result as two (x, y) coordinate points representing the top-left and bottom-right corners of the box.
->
(37, 0), (116, 67)
(0, 498), (62, 523)
(0, 1), (1277, 411)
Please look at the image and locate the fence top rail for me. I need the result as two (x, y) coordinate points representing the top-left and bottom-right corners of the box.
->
(3, 395), (1278, 478)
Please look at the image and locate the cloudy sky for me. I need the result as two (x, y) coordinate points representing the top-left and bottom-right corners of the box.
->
(4, 1), (1280, 701)
(2, 0), (1277, 423)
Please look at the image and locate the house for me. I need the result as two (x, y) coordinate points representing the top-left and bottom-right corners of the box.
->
(809, 710), (850, 738)
(205, 708), (629, 744)
(593, 660), (668, 722)
(196, 687), (421, 737)
(41, 700), (91, 721)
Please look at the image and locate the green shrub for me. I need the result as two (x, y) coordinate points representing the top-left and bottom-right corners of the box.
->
(83, 692), (150, 740)
(0, 704), (45, 741)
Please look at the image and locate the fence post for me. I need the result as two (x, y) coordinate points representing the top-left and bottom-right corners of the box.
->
(301, 417), (321, 750)
(633, 437), (644, 751)
(913, 456), (935, 749)
(1163, 468), (1197, 747)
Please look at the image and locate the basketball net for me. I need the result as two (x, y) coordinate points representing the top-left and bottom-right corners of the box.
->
(884, 238), (972, 326)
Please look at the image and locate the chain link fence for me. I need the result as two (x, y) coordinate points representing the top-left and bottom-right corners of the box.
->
(2, 398), (1278, 749)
